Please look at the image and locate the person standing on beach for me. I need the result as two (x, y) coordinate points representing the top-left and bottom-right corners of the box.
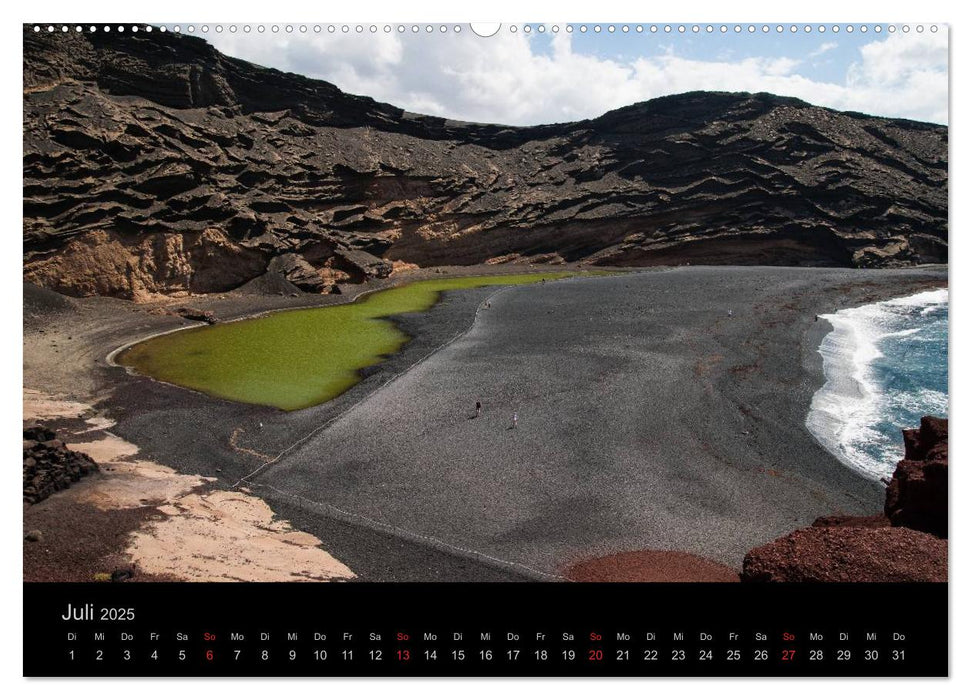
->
(512, 411), (518, 429)
(475, 401), (481, 418)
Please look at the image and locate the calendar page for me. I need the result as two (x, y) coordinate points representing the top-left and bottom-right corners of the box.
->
(22, 19), (948, 678)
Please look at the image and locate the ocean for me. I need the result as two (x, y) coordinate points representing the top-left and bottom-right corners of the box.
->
(806, 287), (948, 481)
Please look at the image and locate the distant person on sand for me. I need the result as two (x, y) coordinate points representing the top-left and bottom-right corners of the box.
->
(728, 309), (733, 317)
(475, 401), (481, 418)
(513, 411), (518, 429)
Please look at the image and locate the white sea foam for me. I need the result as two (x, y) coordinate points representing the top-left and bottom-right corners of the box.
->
(882, 327), (921, 339)
(806, 288), (948, 480)
(885, 288), (949, 309)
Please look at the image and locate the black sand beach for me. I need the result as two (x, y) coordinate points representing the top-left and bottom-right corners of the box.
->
(23, 265), (947, 581)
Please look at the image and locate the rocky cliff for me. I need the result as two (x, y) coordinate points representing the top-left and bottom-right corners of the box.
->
(24, 28), (948, 300)
(742, 417), (948, 583)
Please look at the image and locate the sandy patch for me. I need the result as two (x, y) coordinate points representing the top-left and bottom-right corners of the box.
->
(128, 491), (354, 582)
(80, 415), (116, 432)
(74, 458), (207, 511)
(23, 388), (92, 421)
(24, 388), (354, 582)
(69, 433), (141, 463)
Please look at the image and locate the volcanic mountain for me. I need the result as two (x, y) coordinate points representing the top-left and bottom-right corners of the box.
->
(23, 28), (948, 300)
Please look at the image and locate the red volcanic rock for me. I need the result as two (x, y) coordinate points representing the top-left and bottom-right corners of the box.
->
(811, 514), (891, 529)
(886, 417), (948, 538)
(566, 550), (740, 583)
(741, 526), (947, 583)
(902, 416), (948, 461)
(741, 416), (947, 582)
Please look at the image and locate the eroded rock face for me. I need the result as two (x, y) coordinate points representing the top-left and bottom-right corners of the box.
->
(741, 526), (946, 583)
(886, 417), (948, 538)
(24, 29), (948, 299)
(22, 228), (267, 300)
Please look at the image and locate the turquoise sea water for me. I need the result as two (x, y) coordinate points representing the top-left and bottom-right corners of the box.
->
(806, 288), (948, 480)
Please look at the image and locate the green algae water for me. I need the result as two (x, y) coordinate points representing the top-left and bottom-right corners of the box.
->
(117, 273), (581, 411)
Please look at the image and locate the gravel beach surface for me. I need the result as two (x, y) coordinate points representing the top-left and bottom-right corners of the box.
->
(24, 265), (946, 581)
(252, 266), (947, 578)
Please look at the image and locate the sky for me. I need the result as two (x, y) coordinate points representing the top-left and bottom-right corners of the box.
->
(200, 23), (949, 126)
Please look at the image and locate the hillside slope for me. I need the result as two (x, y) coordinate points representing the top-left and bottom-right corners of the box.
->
(23, 28), (948, 299)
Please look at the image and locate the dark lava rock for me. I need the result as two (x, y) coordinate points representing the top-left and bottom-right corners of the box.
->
(173, 306), (218, 324)
(24, 425), (56, 442)
(334, 249), (393, 280)
(886, 416), (948, 537)
(23, 424), (99, 504)
(23, 27), (947, 300)
(741, 526), (947, 583)
(111, 568), (135, 582)
(266, 253), (326, 293)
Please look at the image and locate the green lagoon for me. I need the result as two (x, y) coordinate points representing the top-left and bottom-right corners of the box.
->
(117, 273), (582, 411)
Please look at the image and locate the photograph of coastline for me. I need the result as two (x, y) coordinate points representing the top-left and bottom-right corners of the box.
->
(23, 23), (947, 585)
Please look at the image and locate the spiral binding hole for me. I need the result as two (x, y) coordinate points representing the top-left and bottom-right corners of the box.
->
(30, 22), (944, 37)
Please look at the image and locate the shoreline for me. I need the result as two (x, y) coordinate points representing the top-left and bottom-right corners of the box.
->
(102, 268), (466, 367)
(110, 271), (598, 412)
(806, 286), (948, 482)
(23, 264), (948, 581)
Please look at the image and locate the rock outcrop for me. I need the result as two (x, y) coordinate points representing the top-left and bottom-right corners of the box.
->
(172, 306), (218, 324)
(24, 27), (947, 300)
(741, 526), (946, 583)
(23, 425), (99, 504)
(886, 416), (948, 537)
(742, 416), (948, 582)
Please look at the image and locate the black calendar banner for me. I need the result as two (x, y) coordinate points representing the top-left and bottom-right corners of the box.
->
(24, 583), (947, 676)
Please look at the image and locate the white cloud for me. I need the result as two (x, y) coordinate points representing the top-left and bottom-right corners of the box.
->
(809, 42), (838, 58)
(207, 29), (948, 125)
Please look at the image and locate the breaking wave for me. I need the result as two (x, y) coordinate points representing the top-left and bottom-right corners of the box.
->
(806, 288), (948, 480)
